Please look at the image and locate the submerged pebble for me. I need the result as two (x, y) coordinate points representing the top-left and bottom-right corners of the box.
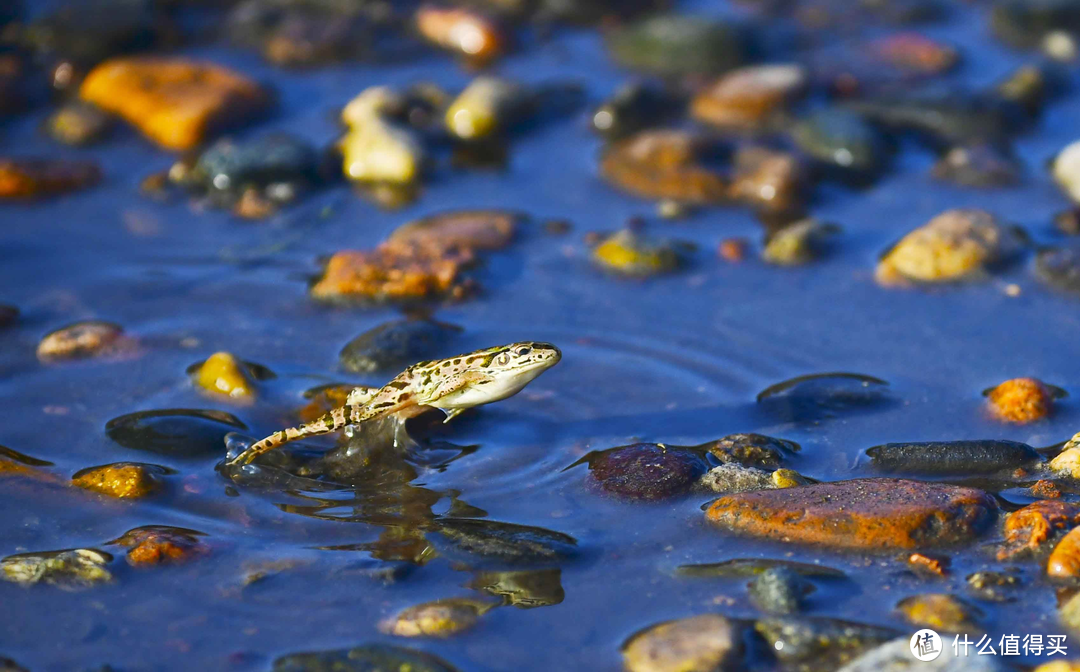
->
(931, 144), (1020, 188)
(415, 5), (505, 65)
(755, 616), (897, 670)
(36, 321), (128, 361)
(762, 219), (839, 266)
(445, 76), (529, 141)
(71, 462), (166, 499)
(966, 571), (1021, 602)
(591, 82), (674, 140)
(730, 146), (807, 215)
(690, 64), (806, 131)
(466, 569), (564, 608)
(0, 158), (101, 199)
(1048, 525), (1080, 578)
(0, 305), (16, 327)
(985, 377), (1059, 423)
(1053, 140), (1080, 202)
(189, 133), (320, 215)
(340, 319), (460, 374)
(837, 637), (1008, 672)
(676, 558), (846, 579)
(865, 439), (1041, 475)
(792, 108), (887, 177)
(600, 130), (729, 204)
(607, 14), (749, 77)
(433, 518), (577, 565)
(756, 372), (893, 423)
(45, 101), (113, 146)
(379, 598), (488, 638)
(79, 57), (272, 151)
(105, 408), (247, 459)
(707, 478), (997, 550)
(700, 433), (799, 470)
(272, 643), (460, 672)
(748, 567), (811, 614)
(586, 443), (707, 500)
(190, 352), (258, 400)
(591, 229), (683, 278)
(111, 525), (206, 567)
(622, 614), (742, 672)
(340, 87), (425, 186)
(1, 549), (112, 590)
(700, 463), (775, 494)
(896, 593), (981, 632)
(875, 209), (1023, 286)
(1035, 243), (1080, 296)
(997, 500), (1080, 560)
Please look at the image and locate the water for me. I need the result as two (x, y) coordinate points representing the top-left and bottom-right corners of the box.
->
(4, 1), (1080, 669)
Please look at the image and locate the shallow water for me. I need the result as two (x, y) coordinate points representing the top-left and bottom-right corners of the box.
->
(5, 1), (1080, 670)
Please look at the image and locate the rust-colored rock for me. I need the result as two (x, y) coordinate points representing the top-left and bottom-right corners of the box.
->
(600, 130), (729, 204)
(415, 5), (505, 65)
(718, 238), (747, 263)
(386, 210), (517, 252)
(908, 552), (949, 577)
(0, 159), (100, 199)
(79, 57), (272, 151)
(705, 478), (996, 551)
(690, 64), (806, 131)
(1048, 526), (1080, 578)
(36, 321), (131, 361)
(998, 500), (1080, 560)
(870, 33), (958, 75)
(310, 245), (476, 304)
(71, 463), (162, 499)
(111, 526), (206, 567)
(986, 377), (1056, 423)
(729, 146), (806, 215)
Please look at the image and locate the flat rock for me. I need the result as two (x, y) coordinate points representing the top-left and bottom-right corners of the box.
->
(705, 478), (996, 550)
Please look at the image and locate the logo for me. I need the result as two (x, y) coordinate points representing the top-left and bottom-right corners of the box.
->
(910, 629), (942, 661)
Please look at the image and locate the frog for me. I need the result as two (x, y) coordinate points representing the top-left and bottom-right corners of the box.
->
(226, 342), (561, 466)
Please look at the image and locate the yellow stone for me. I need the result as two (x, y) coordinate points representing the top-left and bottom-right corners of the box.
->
(192, 352), (255, 400)
(339, 87), (423, 184)
(72, 463), (161, 499)
(1051, 442), (1080, 479)
(80, 57), (271, 151)
(876, 209), (1017, 285)
(771, 469), (808, 488)
(444, 77), (522, 141)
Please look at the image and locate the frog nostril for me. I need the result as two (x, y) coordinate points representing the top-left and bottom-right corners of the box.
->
(517, 347), (531, 356)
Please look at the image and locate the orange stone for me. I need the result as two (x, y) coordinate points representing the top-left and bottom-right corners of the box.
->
(80, 57), (272, 151)
(600, 130), (730, 204)
(310, 244), (476, 304)
(0, 159), (100, 199)
(998, 500), (1080, 560)
(72, 463), (162, 499)
(986, 377), (1055, 423)
(415, 5), (505, 64)
(112, 526), (206, 567)
(1048, 526), (1080, 578)
(706, 478), (996, 551)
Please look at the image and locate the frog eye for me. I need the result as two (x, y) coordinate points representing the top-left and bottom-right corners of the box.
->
(515, 347), (531, 356)
(495, 352), (511, 366)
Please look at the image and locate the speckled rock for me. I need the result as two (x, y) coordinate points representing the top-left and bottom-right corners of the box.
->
(762, 219), (839, 266)
(622, 614), (742, 672)
(379, 598), (489, 637)
(72, 462), (165, 498)
(748, 567), (810, 614)
(985, 377), (1059, 423)
(865, 439), (1041, 475)
(1035, 243), (1080, 296)
(700, 463), (775, 494)
(36, 321), (129, 361)
(896, 593), (981, 632)
(600, 130), (730, 204)
(1048, 525), (1080, 578)
(607, 14), (750, 77)
(1, 549), (112, 590)
(592, 229), (683, 277)
(0, 158), (101, 199)
(690, 64), (806, 131)
(706, 478), (997, 550)
(837, 637), (1009, 672)
(997, 500), (1080, 560)
(792, 108), (887, 176)
(875, 209), (1023, 286)
(272, 643), (460, 672)
(80, 57), (272, 151)
(586, 443), (707, 501)
(700, 433), (799, 470)
(340, 319), (459, 374)
(111, 525), (206, 567)
(46, 101), (113, 146)
(966, 570), (1021, 602)
(190, 352), (257, 401)
(755, 617), (897, 670)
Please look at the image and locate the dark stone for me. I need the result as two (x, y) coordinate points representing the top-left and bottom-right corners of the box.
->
(748, 567), (811, 614)
(105, 409), (247, 459)
(273, 643), (459, 672)
(591, 82), (677, 140)
(865, 440), (1041, 474)
(756, 372), (894, 423)
(606, 14), (751, 77)
(433, 518), (577, 565)
(755, 617), (898, 669)
(792, 108), (888, 177)
(585, 443), (708, 501)
(339, 319), (460, 374)
(676, 558), (847, 579)
(991, 0), (1080, 48)
(1036, 244), (1080, 295)
(192, 133), (321, 199)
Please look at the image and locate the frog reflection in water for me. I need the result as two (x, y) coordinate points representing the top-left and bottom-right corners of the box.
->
(227, 342), (561, 466)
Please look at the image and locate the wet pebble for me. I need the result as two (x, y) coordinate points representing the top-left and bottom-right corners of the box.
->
(105, 408), (247, 459)
(762, 219), (839, 266)
(0, 158), (101, 199)
(896, 593), (981, 632)
(676, 558), (846, 579)
(1048, 525), (1080, 578)
(837, 637), (1008, 671)
(36, 321), (128, 361)
(730, 146), (807, 215)
(997, 500), (1080, 560)
(586, 443), (707, 500)
(71, 462), (166, 499)
(875, 209), (1023, 286)
(966, 570), (1021, 602)
(701, 433), (798, 470)
(757, 372), (893, 423)
(1053, 140), (1080, 202)
(591, 82), (674, 140)
(445, 76), (530, 141)
(700, 463), (774, 494)
(755, 616), (897, 670)
(467, 569), (564, 608)
(272, 643), (460, 672)
(985, 377), (1059, 423)
(379, 598), (488, 637)
(79, 57), (272, 151)
(600, 130), (729, 204)
(415, 5), (505, 65)
(622, 614), (742, 672)
(189, 352), (259, 401)
(706, 478), (997, 550)
(189, 133), (320, 214)
(310, 247), (475, 304)
(591, 229), (683, 278)
(991, 0), (1080, 48)
(433, 518), (577, 565)
(792, 108), (887, 178)
(865, 439), (1041, 475)
(1035, 243), (1080, 296)
(606, 14), (750, 77)
(931, 144), (1020, 188)
(340, 319), (460, 374)
(690, 64), (806, 131)
(1, 548), (112, 590)
(46, 101), (113, 146)
(387, 209), (518, 251)
(748, 567), (811, 614)
(340, 86), (425, 185)
(110, 525), (206, 566)
(1051, 433), (1080, 478)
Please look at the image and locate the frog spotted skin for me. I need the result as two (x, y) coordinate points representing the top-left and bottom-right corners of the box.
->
(227, 342), (561, 466)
